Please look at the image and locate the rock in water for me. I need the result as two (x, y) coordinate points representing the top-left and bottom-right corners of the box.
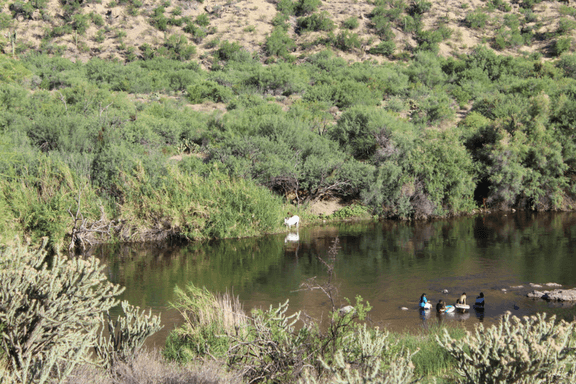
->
(339, 305), (355, 317)
(527, 288), (576, 301)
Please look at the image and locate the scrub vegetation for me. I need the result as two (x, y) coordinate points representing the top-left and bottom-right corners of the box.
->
(3, 0), (576, 381)
(4, 43), (576, 249)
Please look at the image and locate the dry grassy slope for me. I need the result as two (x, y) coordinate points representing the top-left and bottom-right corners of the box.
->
(0, 0), (572, 65)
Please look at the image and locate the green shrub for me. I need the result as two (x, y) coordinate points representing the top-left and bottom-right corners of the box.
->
(0, 12), (12, 29)
(215, 40), (245, 61)
(272, 12), (291, 30)
(165, 284), (246, 362)
(0, 55), (32, 83)
(243, 62), (309, 95)
(265, 29), (296, 59)
(94, 29), (106, 43)
(557, 17), (576, 35)
(559, 4), (576, 17)
(371, 14), (395, 39)
(342, 16), (359, 29)
(406, 51), (447, 88)
(8, 1), (34, 20)
(187, 80), (233, 103)
(295, 0), (321, 16)
(71, 13), (90, 35)
(329, 204), (370, 219)
(557, 52), (576, 77)
(555, 37), (572, 57)
(121, 163), (284, 239)
(150, 6), (168, 31)
(183, 23), (208, 43)
(168, 16), (184, 26)
(333, 31), (361, 52)
(439, 313), (576, 383)
(409, 0), (431, 15)
(520, 0), (541, 9)
(493, 27), (524, 50)
(165, 34), (196, 61)
(195, 12), (210, 26)
(297, 11), (335, 33)
(369, 40), (396, 57)
(89, 11), (104, 26)
(465, 10), (489, 29)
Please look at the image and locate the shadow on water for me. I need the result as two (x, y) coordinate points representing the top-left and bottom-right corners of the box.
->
(92, 212), (576, 348)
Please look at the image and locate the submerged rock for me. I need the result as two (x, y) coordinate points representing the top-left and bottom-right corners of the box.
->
(527, 288), (576, 301)
(339, 305), (355, 316)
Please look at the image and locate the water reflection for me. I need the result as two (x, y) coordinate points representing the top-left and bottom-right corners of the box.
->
(94, 212), (576, 346)
(284, 232), (300, 243)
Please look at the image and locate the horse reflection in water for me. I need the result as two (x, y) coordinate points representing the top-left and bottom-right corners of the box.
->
(284, 232), (300, 261)
(284, 232), (300, 243)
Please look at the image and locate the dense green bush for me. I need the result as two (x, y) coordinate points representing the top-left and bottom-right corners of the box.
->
(465, 10), (489, 29)
(554, 37), (572, 57)
(187, 80), (233, 103)
(297, 11), (335, 33)
(265, 29), (296, 60)
(295, 0), (321, 16)
(215, 40), (244, 61)
(369, 40), (396, 57)
(333, 31), (361, 52)
(121, 162), (285, 240)
(343, 16), (359, 30)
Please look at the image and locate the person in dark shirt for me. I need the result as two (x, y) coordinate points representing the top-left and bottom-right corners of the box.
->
(475, 292), (485, 308)
(436, 299), (446, 313)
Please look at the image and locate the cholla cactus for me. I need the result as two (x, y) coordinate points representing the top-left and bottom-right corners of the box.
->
(0, 239), (125, 383)
(95, 300), (163, 368)
(302, 324), (417, 384)
(438, 312), (576, 383)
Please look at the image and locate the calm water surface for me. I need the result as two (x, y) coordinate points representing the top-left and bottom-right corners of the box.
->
(94, 212), (576, 348)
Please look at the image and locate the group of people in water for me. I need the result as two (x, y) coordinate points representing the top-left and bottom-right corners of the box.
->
(419, 292), (485, 313)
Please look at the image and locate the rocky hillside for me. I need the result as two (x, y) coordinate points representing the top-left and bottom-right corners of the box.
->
(1, 0), (574, 65)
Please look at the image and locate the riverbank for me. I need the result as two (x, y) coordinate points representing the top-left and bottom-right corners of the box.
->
(5, 48), (576, 255)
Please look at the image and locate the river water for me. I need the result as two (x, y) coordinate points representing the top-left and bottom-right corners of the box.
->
(94, 212), (576, 348)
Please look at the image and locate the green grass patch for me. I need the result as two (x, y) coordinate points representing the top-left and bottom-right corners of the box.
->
(391, 323), (465, 380)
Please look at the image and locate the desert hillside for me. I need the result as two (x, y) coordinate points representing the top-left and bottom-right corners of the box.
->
(1, 0), (575, 64)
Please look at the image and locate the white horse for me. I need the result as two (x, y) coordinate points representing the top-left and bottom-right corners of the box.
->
(284, 215), (300, 229)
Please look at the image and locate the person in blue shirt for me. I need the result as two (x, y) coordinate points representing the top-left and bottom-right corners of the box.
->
(419, 293), (429, 309)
